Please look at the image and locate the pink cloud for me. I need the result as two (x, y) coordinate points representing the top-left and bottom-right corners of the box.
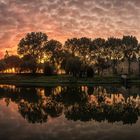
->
(0, 0), (140, 58)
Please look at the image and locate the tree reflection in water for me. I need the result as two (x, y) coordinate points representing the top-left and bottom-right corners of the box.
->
(65, 102), (139, 124)
(0, 85), (140, 124)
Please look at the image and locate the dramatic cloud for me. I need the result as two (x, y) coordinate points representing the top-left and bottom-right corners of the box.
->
(0, 0), (140, 57)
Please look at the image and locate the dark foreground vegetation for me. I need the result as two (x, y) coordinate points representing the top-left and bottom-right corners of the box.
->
(0, 32), (140, 78)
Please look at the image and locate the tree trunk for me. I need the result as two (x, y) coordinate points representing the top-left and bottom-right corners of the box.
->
(112, 60), (117, 75)
(138, 58), (140, 76)
(128, 59), (131, 75)
(97, 67), (100, 75)
(32, 68), (36, 75)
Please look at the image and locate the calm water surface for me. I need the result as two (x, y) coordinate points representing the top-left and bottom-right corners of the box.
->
(0, 84), (140, 140)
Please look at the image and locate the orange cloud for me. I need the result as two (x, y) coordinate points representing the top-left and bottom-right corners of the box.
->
(0, 0), (140, 58)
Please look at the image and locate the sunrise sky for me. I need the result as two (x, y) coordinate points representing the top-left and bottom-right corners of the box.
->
(0, 0), (140, 58)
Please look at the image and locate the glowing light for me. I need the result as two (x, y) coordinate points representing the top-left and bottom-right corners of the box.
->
(3, 68), (16, 73)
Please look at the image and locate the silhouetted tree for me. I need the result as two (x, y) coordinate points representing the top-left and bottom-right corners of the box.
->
(17, 32), (48, 63)
(86, 66), (94, 78)
(65, 57), (82, 77)
(43, 39), (63, 70)
(95, 57), (111, 76)
(43, 62), (55, 76)
(92, 38), (106, 50)
(64, 37), (92, 60)
(0, 59), (6, 72)
(122, 36), (138, 74)
(105, 37), (123, 74)
(64, 38), (79, 55)
(4, 55), (22, 73)
(20, 54), (37, 74)
(136, 44), (140, 76)
(4, 50), (9, 59)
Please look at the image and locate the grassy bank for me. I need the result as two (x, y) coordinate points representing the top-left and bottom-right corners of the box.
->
(0, 74), (139, 87)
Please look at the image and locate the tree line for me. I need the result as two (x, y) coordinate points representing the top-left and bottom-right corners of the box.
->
(0, 32), (140, 77)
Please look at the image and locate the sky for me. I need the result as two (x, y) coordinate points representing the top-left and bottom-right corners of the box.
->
(0, 0), (140, 58)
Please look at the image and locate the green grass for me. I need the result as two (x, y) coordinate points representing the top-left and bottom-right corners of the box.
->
(0, 74), (139, 86)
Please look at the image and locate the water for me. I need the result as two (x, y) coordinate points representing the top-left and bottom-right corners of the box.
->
(0, 84), (140, 140)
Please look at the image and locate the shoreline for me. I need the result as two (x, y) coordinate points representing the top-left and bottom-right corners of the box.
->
(0, 74), (139, 87)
